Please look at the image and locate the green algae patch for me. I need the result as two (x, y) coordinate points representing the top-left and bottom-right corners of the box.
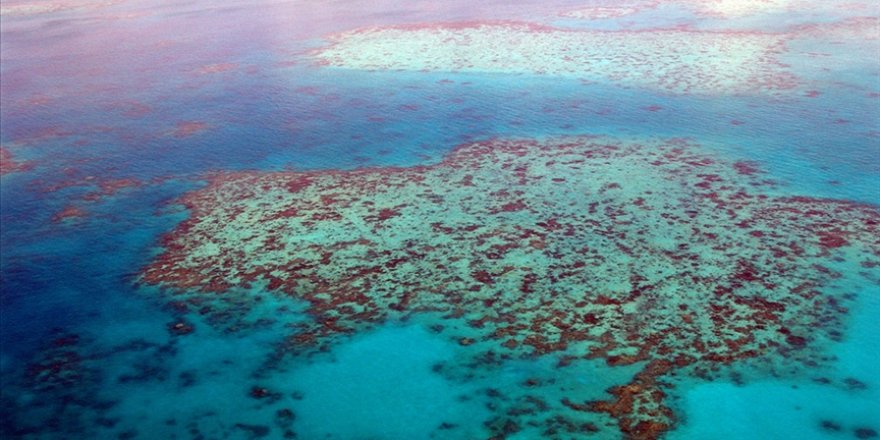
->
(142, 135), (880, 439)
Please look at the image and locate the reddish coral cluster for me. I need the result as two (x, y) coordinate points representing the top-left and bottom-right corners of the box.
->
(0, 146), (34, 176)
(171, 121), (209, 138)
(51, 205), (88, 223)
(142, 136), (880, 438)
(80, 178), (142, 201)
(25, 332), (85, 391)
(40, 176), (142, 223)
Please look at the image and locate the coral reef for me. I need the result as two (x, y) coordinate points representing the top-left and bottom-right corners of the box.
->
(142, 135), (880, 438)
(311, 21), (797, 95)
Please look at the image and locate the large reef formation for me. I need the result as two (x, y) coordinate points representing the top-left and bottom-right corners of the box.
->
(311, 21), (798, 95)
(142, 136), (880, 439)
(310, 16), (880, 97)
